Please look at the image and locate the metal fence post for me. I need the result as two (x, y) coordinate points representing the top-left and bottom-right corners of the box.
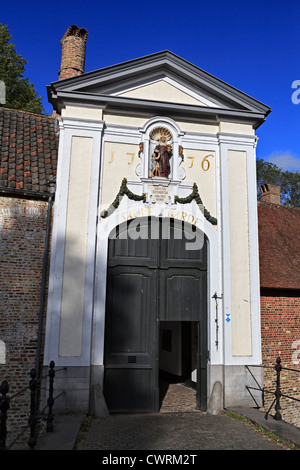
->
(28, 368), (37, 449)
(274, 357), (282, 421)
(0, 381), (10, 450)
(46, 361), (55, 432)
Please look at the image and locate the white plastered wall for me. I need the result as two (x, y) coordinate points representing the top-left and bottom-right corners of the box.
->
(44, 110), (104, 367)
(228, 150), (252, 356)
(219, 133), (261, 366)
(59, 135), (93, 356)
(117, 79), (210, 106)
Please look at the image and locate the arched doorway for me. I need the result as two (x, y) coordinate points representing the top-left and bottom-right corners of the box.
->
(103, 217), (208, 412)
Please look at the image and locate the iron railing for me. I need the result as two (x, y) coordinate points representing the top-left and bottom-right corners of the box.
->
(0, 361), (65, 450)
(246, 357), (300, 421)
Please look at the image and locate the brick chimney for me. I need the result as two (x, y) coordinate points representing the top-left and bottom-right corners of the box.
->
(260, 183), (281, 205)
(59, 25), (88, 80)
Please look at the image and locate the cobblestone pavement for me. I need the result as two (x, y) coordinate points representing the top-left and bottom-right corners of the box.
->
(76, 383), (287, 451)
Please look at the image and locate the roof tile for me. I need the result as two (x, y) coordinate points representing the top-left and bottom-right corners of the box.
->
(0, 108), (58, 194)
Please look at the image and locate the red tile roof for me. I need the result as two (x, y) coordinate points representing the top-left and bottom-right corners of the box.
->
(258, 201), (300, 289)
(0, 107), (58, 194)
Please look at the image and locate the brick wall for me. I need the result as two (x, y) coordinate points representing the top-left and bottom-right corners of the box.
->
(0, 195), (51, 449)
(261, 290), (300, 427)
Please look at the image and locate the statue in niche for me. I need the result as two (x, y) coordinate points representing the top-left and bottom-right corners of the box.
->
(150, 128), (172, 178)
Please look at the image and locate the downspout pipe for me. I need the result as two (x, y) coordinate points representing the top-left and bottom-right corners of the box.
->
(35, 192), (54, 378)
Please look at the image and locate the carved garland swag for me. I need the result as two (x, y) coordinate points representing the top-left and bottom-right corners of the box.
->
(101, 178), (217, 225)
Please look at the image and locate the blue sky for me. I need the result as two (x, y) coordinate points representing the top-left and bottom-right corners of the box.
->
(2, 0), (300, 171)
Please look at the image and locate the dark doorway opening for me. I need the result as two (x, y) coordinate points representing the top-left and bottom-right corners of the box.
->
(159, 321), (198, 410)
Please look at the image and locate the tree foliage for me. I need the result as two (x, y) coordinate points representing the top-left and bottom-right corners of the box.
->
(0, 23), (45, 114)
(256, 158), (300, 207)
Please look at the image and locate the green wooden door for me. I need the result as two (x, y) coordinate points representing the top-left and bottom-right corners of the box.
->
(104, 218), (207, 412)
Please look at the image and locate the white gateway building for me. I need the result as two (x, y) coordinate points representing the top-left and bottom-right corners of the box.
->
(43, 26), (271, 414)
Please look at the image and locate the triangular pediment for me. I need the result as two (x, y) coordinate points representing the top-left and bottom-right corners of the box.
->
(114, 78), (220, 108)
(48, 51), (270, 125)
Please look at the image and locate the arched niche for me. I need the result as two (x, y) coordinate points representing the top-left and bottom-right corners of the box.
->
(136, 117), (185, 181)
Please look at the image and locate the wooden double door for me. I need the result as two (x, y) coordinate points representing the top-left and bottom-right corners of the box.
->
(104, 217), (207, 412)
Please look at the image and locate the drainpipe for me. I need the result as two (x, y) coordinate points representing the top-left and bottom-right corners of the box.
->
(35, 191), (54, 378)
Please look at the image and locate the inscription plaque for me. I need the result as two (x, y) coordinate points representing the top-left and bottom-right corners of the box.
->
(151, 185), (169, 203)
